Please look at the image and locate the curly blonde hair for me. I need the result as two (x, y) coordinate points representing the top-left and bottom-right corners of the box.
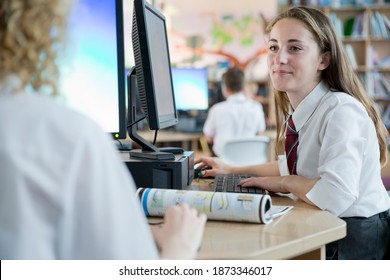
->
(0, 0), (71, 96)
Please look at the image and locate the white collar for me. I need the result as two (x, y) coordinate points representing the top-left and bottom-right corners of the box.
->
(227, 93), (247, 102)
(290, 81), (329, 132)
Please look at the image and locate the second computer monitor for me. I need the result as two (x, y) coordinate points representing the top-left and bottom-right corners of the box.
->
(131, 0), (178, 131)
(171, 67), (209, 112)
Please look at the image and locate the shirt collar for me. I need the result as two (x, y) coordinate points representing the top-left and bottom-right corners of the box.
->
(291, 81), (329, 132)
(227, 93), (246, 102)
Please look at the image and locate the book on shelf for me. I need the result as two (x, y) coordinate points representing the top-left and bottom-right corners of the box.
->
(345, 44), (357, 69)
(317, 0), (379, 7)
(367, 72), (390, 99)
(382, 104), (390, 129)
(378, 55), (390, 68)
(383, 13), (390, 36)
(136, 188), (293, 224)
(371, 11), (390, 39)
(328, 11), (369, 38)
(348, 12), (363, 38)
(379, 74), (390, 96)
(345, 16), (355, 37)
(328, 12), (344, 37)
(355, 11), (369, 38)
(367, 45), (379, 68)
(381, 73), (390, 92)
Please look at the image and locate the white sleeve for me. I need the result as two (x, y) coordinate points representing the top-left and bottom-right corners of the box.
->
(59, 123), (159, 259)
(306, 103), (366, 216)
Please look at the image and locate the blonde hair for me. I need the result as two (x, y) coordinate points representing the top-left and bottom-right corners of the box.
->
(0, 0), (70, 96)
(266, 6), (388, 166)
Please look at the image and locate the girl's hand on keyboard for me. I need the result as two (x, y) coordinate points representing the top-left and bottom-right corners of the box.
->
(239, 176), (319, 202)
(194, 156), (233, 177)
(239, 176), (288, 194)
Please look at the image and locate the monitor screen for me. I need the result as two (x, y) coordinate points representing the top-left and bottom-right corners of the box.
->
(128, 0), (181, 160)
(59, 0), (126, 139)
(171, 68), (209, 111)
(131, 0), (178, 131)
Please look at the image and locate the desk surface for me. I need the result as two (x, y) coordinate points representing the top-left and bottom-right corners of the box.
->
(188, 179), (346, 260)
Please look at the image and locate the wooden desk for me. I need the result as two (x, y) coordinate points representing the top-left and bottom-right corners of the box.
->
(189, 179), (346, 260)
(136, 130), (202, 151)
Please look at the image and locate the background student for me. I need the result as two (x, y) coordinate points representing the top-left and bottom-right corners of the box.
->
(0, 0), (206, 260)
(203, 66), (266, 156)
(196, 6), (390, 260)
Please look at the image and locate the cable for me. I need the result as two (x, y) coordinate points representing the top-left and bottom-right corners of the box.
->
(127, 116), (146, 128)
(153, 130), (158, 145)
(115, 139), (124, 149)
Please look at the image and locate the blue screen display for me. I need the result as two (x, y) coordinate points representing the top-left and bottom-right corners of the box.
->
(171, 68), (209, 111)
(59, 0), (124, 138)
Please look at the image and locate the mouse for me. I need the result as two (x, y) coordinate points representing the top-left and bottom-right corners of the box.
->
(194, 165), (212, 179)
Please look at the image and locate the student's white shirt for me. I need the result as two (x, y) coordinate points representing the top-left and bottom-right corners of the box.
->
(279, 81), (390, 217)
(0, 76), (159, 259)
(203, 93), (266, 156)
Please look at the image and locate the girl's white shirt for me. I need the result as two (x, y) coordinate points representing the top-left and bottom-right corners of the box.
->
(279, 81), (390, 217)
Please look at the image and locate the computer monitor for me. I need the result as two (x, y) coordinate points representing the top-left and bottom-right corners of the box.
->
(171, 67), (209, 111)
(60, 0), (126, 139)
(128, 0), (180, 160)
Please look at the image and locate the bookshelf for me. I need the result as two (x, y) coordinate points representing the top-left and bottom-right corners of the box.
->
(321, 4), (390, 127)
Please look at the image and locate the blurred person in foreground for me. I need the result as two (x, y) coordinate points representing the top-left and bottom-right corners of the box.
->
(0, 0), (206, 260)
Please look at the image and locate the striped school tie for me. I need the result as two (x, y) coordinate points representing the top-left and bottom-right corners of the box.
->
(285, 115), (298, 175)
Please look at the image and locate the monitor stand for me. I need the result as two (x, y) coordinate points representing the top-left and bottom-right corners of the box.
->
(127, 68), (178, 161)
(129, 149), (176, 160)
(129, 147), (184, 160)
(159, 147), (184, 154)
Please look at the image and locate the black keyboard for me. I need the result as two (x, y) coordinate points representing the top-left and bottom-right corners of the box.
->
(212, 174), (266, 195)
